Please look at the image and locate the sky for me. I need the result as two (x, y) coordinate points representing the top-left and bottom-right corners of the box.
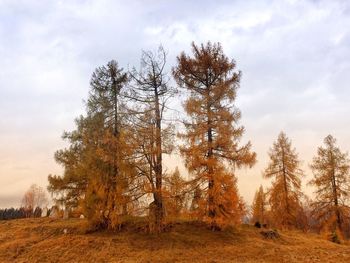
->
(1, 0), (350, 208)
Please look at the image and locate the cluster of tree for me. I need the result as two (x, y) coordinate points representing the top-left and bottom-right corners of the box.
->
(0, 207), (46, 220)
(0, 208), (27, 220)
(251, 133), (350, 240)
(48, 41), (350, 238)
(48, 42), (256, 232)
(0, 184), (50, 220)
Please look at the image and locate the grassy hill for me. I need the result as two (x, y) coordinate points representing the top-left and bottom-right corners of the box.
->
(0, 218), (350, 262)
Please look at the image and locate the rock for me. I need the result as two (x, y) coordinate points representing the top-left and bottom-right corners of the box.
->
(80, 214), (85, 219)
(254, 221), (261, 228)
(49, 206), (59, 218)
(41, 207), (48, 217)
(260, 230), (280, 239)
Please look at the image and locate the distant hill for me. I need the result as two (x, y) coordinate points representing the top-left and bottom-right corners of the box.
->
(0, 218), (349, 262)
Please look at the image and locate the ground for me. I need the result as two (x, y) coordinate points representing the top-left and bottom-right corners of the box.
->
(0, 218), (350, 262)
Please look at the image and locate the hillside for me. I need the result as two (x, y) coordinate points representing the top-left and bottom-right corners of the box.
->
(0, 218), (350, 263)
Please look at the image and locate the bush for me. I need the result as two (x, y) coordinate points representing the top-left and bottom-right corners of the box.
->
(254, 221), (261, 228)
(329, 230), (341, 244)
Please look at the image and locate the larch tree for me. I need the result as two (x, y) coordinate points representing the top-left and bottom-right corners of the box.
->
(49, 60), (138, 230)
(128, 46), (176, 232)
(84, 60), (142, 229)
(263, 132), (304, 228)
(309, 135), (350, 234)
(48, 115), (90, 209)
(164, 167), (187, 218)
(173, 42), (256, 229)
(251, 185), (266, 225)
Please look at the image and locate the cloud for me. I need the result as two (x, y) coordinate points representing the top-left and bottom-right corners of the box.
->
(1, 0), (350, 207)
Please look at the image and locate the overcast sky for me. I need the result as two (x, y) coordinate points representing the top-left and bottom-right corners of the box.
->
(1, 0), (350, 208)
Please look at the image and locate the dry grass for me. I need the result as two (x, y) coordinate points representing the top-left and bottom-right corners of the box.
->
(0, 218), (350, 262)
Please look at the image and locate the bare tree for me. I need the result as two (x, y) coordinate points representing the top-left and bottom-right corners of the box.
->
(22, 184), (49, 215)
(128, 46), (176, 232)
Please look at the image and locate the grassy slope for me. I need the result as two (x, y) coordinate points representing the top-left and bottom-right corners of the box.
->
(0, 218), (350, 263)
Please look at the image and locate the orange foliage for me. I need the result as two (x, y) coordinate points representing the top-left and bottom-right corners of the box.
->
(173, 42), (256, 229)
(263, 132), (304, 229)
(309, 135), (350, 239)
(251, 185), (266, 225)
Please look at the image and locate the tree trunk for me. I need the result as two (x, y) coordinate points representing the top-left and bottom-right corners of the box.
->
(206, 88), (216, 228)
(281, 146), (290, 225)
(330, 152), (341, 231)
(154, 89), (163, 232)
(112, 79), (120, 214)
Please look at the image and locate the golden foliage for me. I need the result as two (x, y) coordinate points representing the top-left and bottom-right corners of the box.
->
(263, 132), (304, 228)
(163, 167), (188, 219)
(173, 42), (256, 229)
(251, 185), (266, 225)
(309, 135), (350, 238)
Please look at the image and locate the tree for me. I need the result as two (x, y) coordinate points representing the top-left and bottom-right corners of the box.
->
(164, 167), (187, 218)
(173, 42), (256, 229)
(190, 185), (202, 212)
(49, 60), (138, 230)
(33, 207), (42, 218)
(309, 135), (350, 235)
(84, 60), (133, 229)
(0, 208), (26, 220)
(128, 46), (176, 232)
(251, 185), (266, 225)
(263, 132), (304, 228)
(48, 116), (89, 209)
(22, 184), (48, 217)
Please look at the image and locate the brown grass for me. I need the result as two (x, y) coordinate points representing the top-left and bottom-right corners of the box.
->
(0, 218), (350, 262)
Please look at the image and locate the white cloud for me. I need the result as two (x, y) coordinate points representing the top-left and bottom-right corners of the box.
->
(1, 0), (350, 206)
